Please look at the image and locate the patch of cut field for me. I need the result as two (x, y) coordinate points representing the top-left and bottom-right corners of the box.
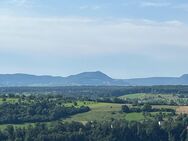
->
(125, 113), (145, 121)
(119, 93), (179, 100)
(152, 105), (178, 110)
(176, 106), (188, 114)
(120, 93), (150, 99)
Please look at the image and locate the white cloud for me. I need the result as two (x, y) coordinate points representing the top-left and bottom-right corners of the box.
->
(0, 16), (188, 60)
(4, 0), (37, 8)
(8, 0), (28, 6)
(79, 5), (101, 10)
(140, 2), (171, 7)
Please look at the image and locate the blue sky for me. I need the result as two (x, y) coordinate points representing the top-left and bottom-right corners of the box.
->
(0, 0), (188, 78)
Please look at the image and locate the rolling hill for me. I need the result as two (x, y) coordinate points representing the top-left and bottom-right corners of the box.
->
(0, 71), (188, 86)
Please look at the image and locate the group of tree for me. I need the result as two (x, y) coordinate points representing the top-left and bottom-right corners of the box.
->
(0, 99), (90, 124)
(0, 118), (188, 141)
(121, 104), (175, 113)
(1, 85), (188, 99)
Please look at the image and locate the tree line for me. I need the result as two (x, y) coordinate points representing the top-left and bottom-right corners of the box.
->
(121, 104), (175, 113)
(1, 85), (188, 98)
(0, 118), (188, 141)
(0, 99), (90, 124)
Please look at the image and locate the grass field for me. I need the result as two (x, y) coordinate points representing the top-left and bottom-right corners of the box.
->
(0, 98), (18, 104)
(0, 101), (150, 129)
(65, 102), (124, 123)
(119, 93), (179, 100)
(125, 113), (146, 121)
(120, 93), (151, 99)
(152, 105), (178, 110)
(119, 93), (188, 114)
(120, 93), (188, 106)
(0, 97), (185, 129)
(65, 102), (152, 123)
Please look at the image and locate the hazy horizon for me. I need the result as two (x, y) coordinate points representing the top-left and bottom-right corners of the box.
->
(0, 0), (188, 78)
(0, 71), (186, 80)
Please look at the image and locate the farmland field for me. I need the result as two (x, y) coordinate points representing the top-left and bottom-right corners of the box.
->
(120, 93), (180, 100)
(0, 98), (18, 104)
(120, 93), (152, 99)
(119, 93), (188, 106)
(0, 91), (187, 135)
(0, 102), (145, 129)
(65, 102), (125, 123)
(0, 97), (185, 128)
(176, 106), (188, 114)
(65, 102), (158, 122)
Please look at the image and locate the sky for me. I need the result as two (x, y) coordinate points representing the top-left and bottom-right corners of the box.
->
(0, 0), (188, 78)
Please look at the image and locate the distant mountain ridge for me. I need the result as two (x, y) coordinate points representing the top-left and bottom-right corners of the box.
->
(0, 71), (188, 86)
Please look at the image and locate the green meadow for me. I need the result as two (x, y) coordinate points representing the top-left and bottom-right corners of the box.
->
(0, 96), (181, 129)
(65, 102), (151, 123)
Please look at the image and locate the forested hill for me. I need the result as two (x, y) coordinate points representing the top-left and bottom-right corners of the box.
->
(0, 72), (188, 86)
